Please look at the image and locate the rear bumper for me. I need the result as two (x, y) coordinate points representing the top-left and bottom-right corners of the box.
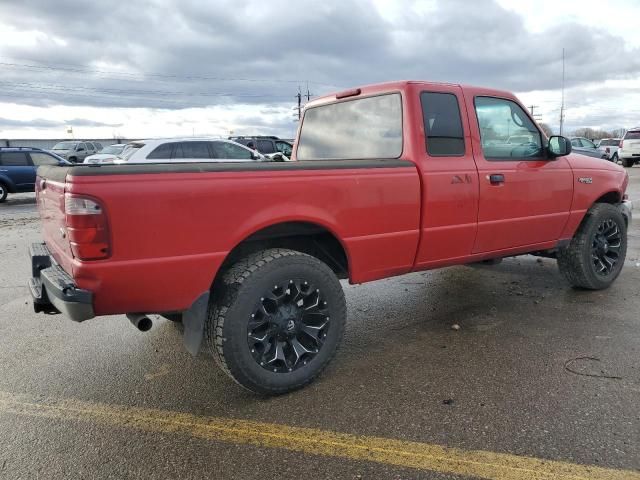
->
(29, 243), (95, 322)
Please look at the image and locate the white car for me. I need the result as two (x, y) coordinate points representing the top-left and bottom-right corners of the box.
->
(619, 128), (640, 168)
(83, 144), (128, 164)
(596, 138), (622, 163)
(118, 138), (264, 163)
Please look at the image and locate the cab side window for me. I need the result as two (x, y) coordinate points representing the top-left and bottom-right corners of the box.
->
(475, 97), (543, 160)
(420, 92), (465, 156)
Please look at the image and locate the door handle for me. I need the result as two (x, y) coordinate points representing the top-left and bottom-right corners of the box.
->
(489, 174), (505, 185)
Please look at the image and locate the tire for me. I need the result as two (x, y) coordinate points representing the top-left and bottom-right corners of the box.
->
(621, 157), (634, 168)
(68, 157), (77, 163)
(557, 203), (627, 290)
(611, 153), (618, 163)
(0, 182), (7, 203)
(205, 248), (346, 395)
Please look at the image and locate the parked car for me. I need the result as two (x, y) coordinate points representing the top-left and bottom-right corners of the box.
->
(49, 141), (97, 163)
(569, 137), (609, 159)
(597, 138), (622, 163)
(83, 144), (129, 164)
(118, 138), (264, 163)
(0, 147), (69, 203)
(619, 128), (640, 167)
(30, 81), (632, 395)
(229, 136), (293, 158)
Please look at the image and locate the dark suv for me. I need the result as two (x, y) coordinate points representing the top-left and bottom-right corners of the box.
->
(229, 136), (293, 157)
(0, 147), (69, 203)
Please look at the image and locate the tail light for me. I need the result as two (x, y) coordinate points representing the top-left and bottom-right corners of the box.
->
(605, 147), (610, 153)
(620, 140), (624, 149)
(64, 194), (110, 260)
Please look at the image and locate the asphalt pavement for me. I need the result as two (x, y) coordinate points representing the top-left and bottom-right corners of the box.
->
(0, 169), (639, 479)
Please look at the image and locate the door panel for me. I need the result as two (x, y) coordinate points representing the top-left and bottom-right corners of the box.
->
(464, 92), (573, 253)
(413, 85), (479, 268)
(474, 159), (573, 252)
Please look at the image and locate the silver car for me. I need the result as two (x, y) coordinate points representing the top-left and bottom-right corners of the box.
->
(49, 141), (97, 163)
(569, 137), (608, 159)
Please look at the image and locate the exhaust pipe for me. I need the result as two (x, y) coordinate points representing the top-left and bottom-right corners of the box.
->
(126, 313), (153, 332)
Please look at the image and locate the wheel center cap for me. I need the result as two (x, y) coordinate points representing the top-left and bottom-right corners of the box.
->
(286, 319), (296, 332)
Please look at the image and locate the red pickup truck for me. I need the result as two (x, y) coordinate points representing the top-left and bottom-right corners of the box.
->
(29, 81), (632, 394)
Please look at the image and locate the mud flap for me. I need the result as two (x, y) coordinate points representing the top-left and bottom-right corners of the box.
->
(182, 291), (210, 356)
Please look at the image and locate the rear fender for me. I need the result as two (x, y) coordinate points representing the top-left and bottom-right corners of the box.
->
(0, 174), (17, 193)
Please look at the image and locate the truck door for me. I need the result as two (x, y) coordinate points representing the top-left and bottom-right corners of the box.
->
(413, 85), (480, 269)
(465, 94), (573, 253)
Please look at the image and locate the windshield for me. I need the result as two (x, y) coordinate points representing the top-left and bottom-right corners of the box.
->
(52, 142), (77, 150)
(101, 145), (126, 155)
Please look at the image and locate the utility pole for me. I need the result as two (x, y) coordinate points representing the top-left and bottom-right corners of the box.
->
(529, 105), (542, 123)
(305, 81), (312, 102)
(559, 48), (565, 136)
(295, 86), (302, 121)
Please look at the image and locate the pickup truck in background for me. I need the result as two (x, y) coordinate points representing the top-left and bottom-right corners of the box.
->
(597, 138), (622, 163)
(29, 81), (632, 394)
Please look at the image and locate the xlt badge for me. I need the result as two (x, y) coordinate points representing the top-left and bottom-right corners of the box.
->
(578, 177), (593, 184)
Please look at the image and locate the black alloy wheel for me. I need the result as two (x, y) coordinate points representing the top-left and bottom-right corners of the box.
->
(591, 219), (622, 276)
(247, 280), (330, 373)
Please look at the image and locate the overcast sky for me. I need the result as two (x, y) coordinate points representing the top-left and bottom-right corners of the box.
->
(0, 0), (639, 140)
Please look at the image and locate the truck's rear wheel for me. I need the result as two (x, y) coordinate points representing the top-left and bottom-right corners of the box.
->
(557, 203), (627, 290)
(205, 248), (346, 395)
(0, 182), (7, 203)
(621, 157), (634, 168)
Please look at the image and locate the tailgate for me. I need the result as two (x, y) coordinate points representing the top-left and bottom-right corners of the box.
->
(36, 165), (74, 273)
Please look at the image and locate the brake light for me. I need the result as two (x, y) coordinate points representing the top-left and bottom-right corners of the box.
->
(64, 194), (110, 260)
(620, 140), (624, 148)
(606, 147), (610, 153)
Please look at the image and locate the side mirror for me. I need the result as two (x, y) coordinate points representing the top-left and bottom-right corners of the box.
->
(250, 152), (260, 160)
(548, 136), (572, 158)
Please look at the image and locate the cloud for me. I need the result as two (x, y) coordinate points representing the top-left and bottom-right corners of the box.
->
(0, 0), (638, 134)
(0, 116), (122, 129)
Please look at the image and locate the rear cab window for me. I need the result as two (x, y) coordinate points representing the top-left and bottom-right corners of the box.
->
(296, 93), (403, 160)
(624, 131), (640, 140)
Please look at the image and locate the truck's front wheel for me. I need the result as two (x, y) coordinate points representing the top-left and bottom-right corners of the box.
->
(557, 203), (627, 290)
(205, 248), (346, 395)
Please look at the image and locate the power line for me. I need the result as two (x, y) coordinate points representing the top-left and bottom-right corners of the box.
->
(0, 58), (344, 89)
(0, 80), (292, 99)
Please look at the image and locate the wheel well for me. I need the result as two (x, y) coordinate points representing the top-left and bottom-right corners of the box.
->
(215, 222), (349, 287)
(0, 179), (13, 193)
(595, 191), (620, 204)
